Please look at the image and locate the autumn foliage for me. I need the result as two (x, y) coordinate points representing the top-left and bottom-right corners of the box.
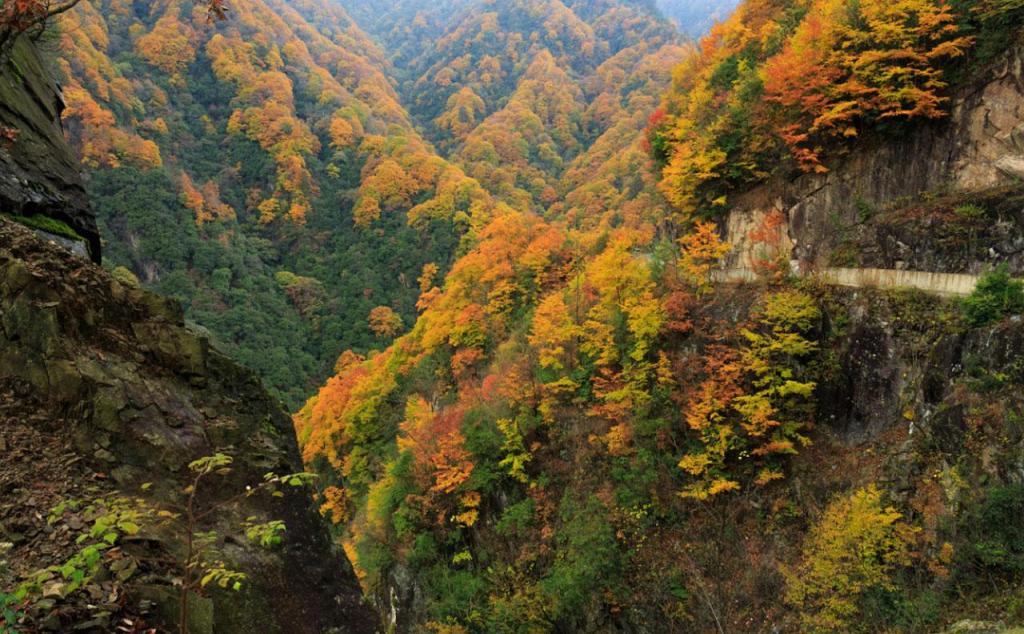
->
(1, 0), (84, 59)
(368, 306), (403, 338)
(677, 289), (819, 499)
(761, 0), (971, 171)
(784, 486), (918, 632)
(40, 0), (1024, 630)
(653, 0), (984, 219)
(283, 1), (882, 628)
(53, 0), (488, 229)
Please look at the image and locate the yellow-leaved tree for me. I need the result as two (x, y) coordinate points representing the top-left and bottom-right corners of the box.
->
(783, 485), (918, 633)
(679, 220), (731, 295)
(678, 289), (819, 499)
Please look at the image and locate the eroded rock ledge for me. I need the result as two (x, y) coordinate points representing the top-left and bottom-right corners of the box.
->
(726, 46), (1024, 274)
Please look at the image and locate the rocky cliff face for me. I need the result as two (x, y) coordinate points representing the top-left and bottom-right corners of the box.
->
(725, 46), (1024, 274)
(0, 218), (379, 633)
(0, 37), (98, 261)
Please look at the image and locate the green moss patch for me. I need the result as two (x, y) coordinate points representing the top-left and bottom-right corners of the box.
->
(7, 213), (82, 241)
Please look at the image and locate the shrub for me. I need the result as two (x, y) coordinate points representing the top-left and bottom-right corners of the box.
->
(953, 203), (987, 222)
(963, 266), (1024, 326)
(964, 484), (1024, 575)
(421, 565), (486, 624)
(495, 499), (534, 538)
(110, 266), (141, 288)
(541, 495), (623, 620)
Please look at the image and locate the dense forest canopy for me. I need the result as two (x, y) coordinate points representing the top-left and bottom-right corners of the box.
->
(288, 0), (1024, 631)
(45, 0), (705, 408)
(50, 0), (491, 407)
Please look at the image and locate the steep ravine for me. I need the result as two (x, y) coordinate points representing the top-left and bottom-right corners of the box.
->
(0, 219), (379, 633)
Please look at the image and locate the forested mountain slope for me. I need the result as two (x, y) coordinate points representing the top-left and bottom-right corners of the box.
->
(294, 0), (1024, 632)
(399, 0), (678, 145)
(50, 0), (706, 411)
(345, 0), (688, 215)
(53, 0), (488, 408)
(28, 0), (1024, 631)
(333, 0), (473, 69)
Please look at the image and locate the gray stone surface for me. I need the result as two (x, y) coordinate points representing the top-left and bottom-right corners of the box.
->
(0, 36), (98, 261)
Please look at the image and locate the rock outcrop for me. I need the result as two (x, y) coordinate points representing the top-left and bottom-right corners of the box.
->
(725, 46), (1024, 274)
(0, 36), (98, 261)
(0, 218), (379, 632)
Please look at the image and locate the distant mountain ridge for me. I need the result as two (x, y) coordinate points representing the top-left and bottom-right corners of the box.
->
(655, 0), (741, 36)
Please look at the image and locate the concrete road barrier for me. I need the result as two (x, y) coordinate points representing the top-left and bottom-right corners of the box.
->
(711, 267), (981, 297)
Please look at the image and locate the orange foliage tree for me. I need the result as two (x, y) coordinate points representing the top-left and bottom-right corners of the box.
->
(762, 0), (973, 172)
(397, 398), (480, 527)
(134, 8), (196, 80)
(678, 289), (820, 499)
(368, 306), (404, 338)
